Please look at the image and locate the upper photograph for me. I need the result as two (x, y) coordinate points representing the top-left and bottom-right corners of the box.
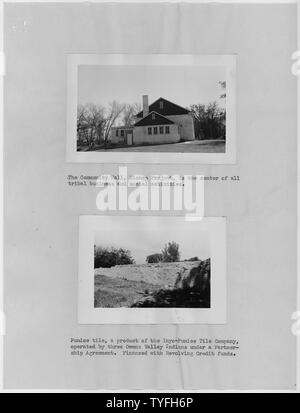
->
(66, 54), (236, 163)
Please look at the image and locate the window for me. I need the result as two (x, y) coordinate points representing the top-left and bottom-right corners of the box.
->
(116, 130), (118, 137)
(165, 126), (170, 134)
(159, 126), (164, 134)
(152, 113), (155, 120)
(153, 127), (158, 135)
(159, 100), (163, 109)
(121, 130), (124, 137)
(148, 127), (152, 135)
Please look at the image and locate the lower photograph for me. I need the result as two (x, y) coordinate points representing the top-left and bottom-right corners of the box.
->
(78, 215), (226, 324)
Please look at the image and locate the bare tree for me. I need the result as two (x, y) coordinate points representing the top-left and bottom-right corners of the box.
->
(122, 102), (142, 126)
(77, 104), (87, 123)
(102, 101), (126, 147)
(77, 103), (106, 149)
(77, 104), (89, 143)
(77, 101), (139, 150)
(86, 103), (106, 146)
(189, 101), (225, 140)
(189, 103), (205, 139)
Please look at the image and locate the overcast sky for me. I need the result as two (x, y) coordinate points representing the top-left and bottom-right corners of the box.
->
(94, 217), (210, 264)
(78, 65), (225, 109)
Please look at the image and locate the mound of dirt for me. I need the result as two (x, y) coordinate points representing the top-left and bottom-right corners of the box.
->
(131, 259), (210, 308)
(94, 261), (201, 287)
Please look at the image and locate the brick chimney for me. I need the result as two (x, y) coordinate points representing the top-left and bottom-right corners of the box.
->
(142, 95), (149, 117)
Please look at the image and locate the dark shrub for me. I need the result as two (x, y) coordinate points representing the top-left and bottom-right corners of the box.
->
(146, 253), (163, 264)
(161, 241), (180, 262)
(94, 246), (135, 268)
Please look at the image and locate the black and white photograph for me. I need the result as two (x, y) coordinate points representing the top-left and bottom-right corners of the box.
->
(78, 216), (226, 324)
(94, 236), (211, 309)
(2, 0), (298, 393)
(67, 54), (236, 163)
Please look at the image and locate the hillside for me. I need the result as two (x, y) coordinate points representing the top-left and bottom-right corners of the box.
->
(94, 259), (210, 308)
(94, 261), (200, 286)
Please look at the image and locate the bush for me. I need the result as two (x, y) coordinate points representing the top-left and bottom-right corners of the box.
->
(146, 253), (163, 264)
(94, 246), (135, 268)
(189, 102), (226, 140)
(161, 242), (180, 263)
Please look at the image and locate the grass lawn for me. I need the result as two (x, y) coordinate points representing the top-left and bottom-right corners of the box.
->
(79, 139), (226, 153)
(94, 274), (158, 308)
(101, 139), (225, 153)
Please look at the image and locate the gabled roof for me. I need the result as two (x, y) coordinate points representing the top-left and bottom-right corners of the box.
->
(134, 111), (174, 127)
(136, 97), (190, 118)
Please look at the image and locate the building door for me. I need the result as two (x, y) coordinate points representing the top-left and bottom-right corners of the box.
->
(127, 134), (133, 146)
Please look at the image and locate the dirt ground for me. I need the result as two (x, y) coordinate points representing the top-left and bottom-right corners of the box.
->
(94, 274), (158, 308)
(92, 139), (225, 153)
(94, 261), (200, 308)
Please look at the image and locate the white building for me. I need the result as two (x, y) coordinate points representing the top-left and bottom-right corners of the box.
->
(110, 95), (195, 146)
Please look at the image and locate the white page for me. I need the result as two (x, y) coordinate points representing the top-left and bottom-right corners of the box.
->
(2, 2), (298, 390)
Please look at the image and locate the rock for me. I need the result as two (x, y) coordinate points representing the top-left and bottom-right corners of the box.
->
(174, 259), (210, 293)
(132, 296), (157, 307)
